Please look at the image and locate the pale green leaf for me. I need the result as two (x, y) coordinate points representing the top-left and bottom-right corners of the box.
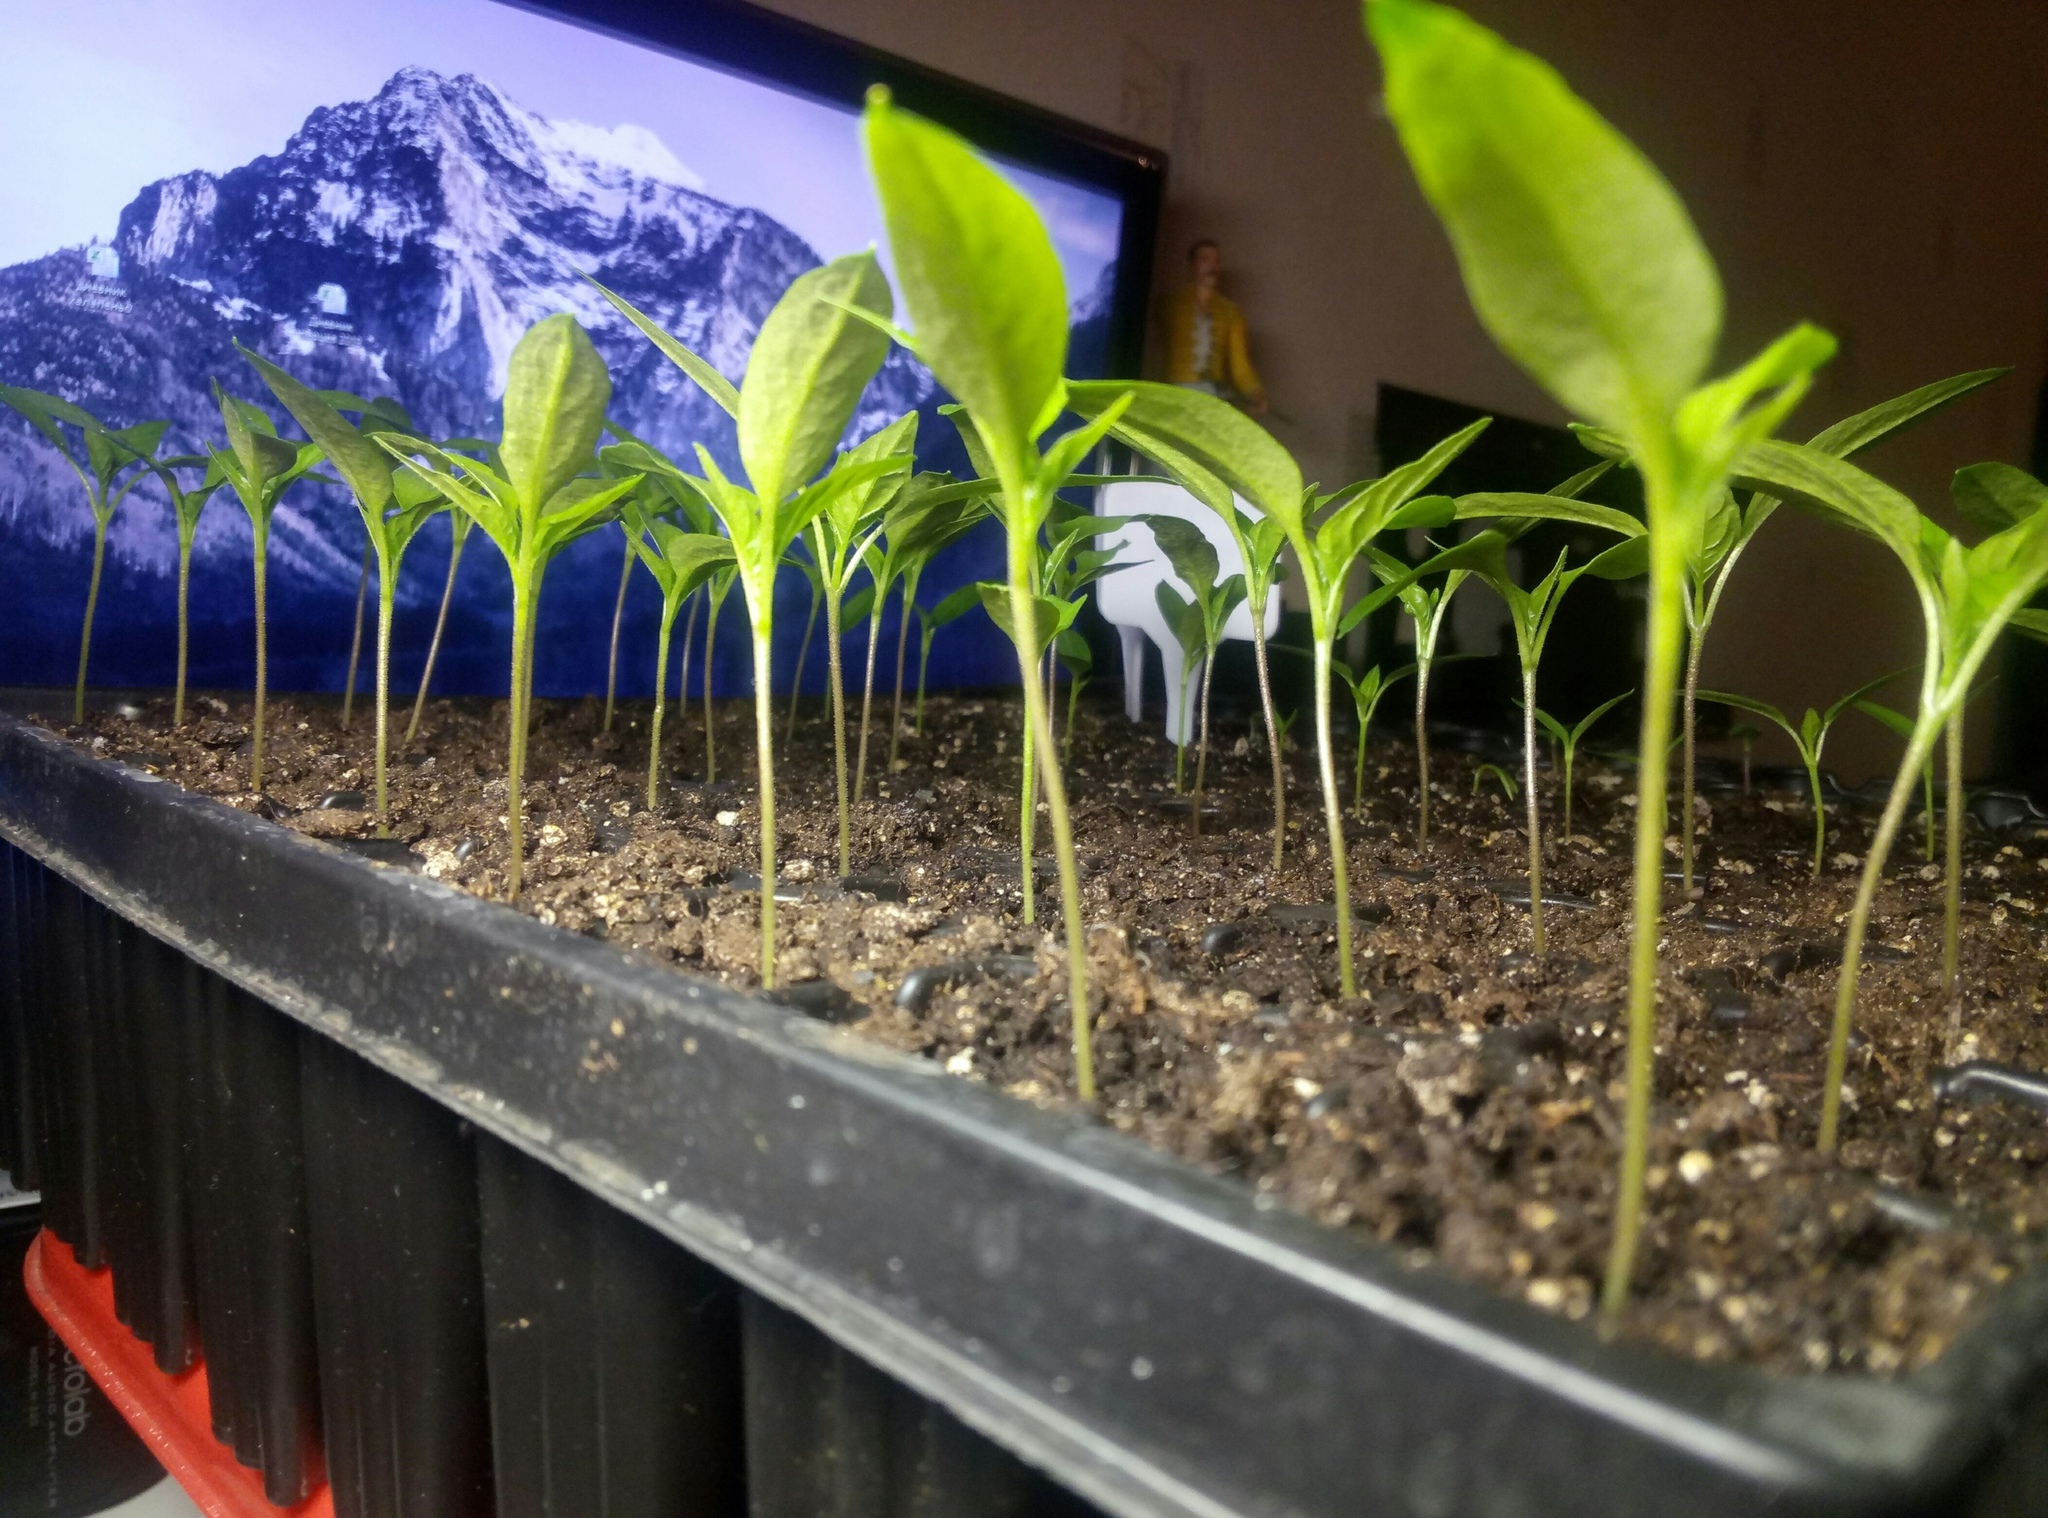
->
(240, 345), (393, 514)
(501, 314), (613, 514)
(1953, 462), (2048, 534)
(1066, 379), (1304, 529)
(589, 279), (741, 418)
(740, 251), (894, 508)
(1367, 0), (1720, 436)
(865, 88), (1066, 472)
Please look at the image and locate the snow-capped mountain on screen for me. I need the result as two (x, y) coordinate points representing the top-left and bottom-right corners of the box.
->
(0, 67), (1106, 697)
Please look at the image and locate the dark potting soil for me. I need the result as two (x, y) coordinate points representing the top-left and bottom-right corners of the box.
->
(48, 688), (2048, 1378)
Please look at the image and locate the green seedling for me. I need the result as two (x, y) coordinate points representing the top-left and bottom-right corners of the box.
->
(943, 410), (1138, 916)
(1338, 664), (1400, 814)
(405, 438), (494, 744)
(599, 439), (734, 805)
(623, 510), (734, 809)
(806, 412), (917, 875)
(975, 575), (1080, 912)
(1051, 377), (1482, 995)
(859, 90), (1149, 1098)
(320, 393), (418, 733)
(1331, 660), (1410, 815)
(0, 387), (166, 723)
(1156, 580), (1203, 794)
(975, 478), (1137, 905)
(1273, 705), (1302, 753)
(379, 315), (637, 895)
(1697, 674), (1895, 877)
(865, 475), (991, 775)
(1361, 545), (1467, 845)
(596, 253), (896, 987)
(1473, 762), (1516, 800)
(1149, 516), (1247, 832)
(1532, 690), (1631, 841)
(125, 442), (225, 727)
(244, 356), (448, 833)
(1577, 369), (2010, 892)
(1366, 0), (1840, 1316)
(915, 583), (985, 735)
(1728, 450), (2048, 1147)
(602, 524), (636, 734)
(1069, 381), (1294, 871)
(207, 382), (326, 791)
(1426, 518), (1644, 952)
(1359, 457), (1620, 848)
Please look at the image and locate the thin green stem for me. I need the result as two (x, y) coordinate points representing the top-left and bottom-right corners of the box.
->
(1820, 722), (1939, 1151)
(373, 555), (395, 836)
(753, 626), (779, 988)
(853, 580), (886, 812)
(1173, 660), (1192, 794)
(506, 577), (534, 898)
(75, 514), (109, 726)
(647, 595), (681, 810)
(1312, 634), (1356, 997)
(1019, 694), (1036, 923)
(703, 589), (720, 784)
(1064, 674), (1082, 765)
(1522, 664), (1545, 954)
(1004, 556), (1090, 1099)
(1193, 648), (1216, 838)
(1562, 743), (1575, 843)
(1680, 631), (1702, 890)
(889, 567), (921, 771)
(251, 530), (269, 793)
(1923, 761), (1936, 863)
(1601, 491), (1685, 1322)
(174, 529), (194, 727)
(826, 588), (851, 877)
(342, 538), (370, 730)
(407, 528), (466, 745)
(1944, 709), (1963, 995)
(786, 580), (821, 746)
(1252, 625), (1286, 873)
(1806, 754), (1826, 878)
(675, 591), (700, 784)
(1414, 655), (1433, 848)
(1353, 690), (1369, 817)
(603, 532), (633, 734)
(915, 626), (934, 737)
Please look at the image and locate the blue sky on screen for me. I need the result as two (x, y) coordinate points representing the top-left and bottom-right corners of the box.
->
(0, 0), (1122, 296)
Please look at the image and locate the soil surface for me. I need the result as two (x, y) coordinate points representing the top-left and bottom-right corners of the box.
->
(45, 686), (2048, 1378)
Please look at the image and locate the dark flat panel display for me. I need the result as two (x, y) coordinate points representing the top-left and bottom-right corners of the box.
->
(0, 0), (1161, 702)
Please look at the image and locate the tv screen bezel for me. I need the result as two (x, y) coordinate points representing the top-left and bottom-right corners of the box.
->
(502, 0), (1164, 380)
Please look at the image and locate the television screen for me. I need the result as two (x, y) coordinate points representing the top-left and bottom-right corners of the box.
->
(0, 0), (1155, 703)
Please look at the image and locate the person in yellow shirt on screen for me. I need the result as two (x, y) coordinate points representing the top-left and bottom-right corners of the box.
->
(1163, 238), (1267, 416)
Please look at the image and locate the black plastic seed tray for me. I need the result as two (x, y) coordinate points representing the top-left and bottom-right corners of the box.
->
(5, 708), (2048, 1517)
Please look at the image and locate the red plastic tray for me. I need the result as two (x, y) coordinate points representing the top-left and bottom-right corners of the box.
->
(23, 1229), (333, 1518)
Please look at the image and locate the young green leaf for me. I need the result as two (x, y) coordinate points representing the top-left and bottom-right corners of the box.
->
(1367, 0), (1719, 437)
(501, 312), (614, 516)
(740, 252), (895, 510)
(863, 87), (1066, 472)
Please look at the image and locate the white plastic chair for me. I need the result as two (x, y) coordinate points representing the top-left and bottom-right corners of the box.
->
(1095, 480), (1281, 745)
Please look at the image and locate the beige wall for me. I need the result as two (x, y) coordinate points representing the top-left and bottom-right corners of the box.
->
(754, 0), (2048, 778)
